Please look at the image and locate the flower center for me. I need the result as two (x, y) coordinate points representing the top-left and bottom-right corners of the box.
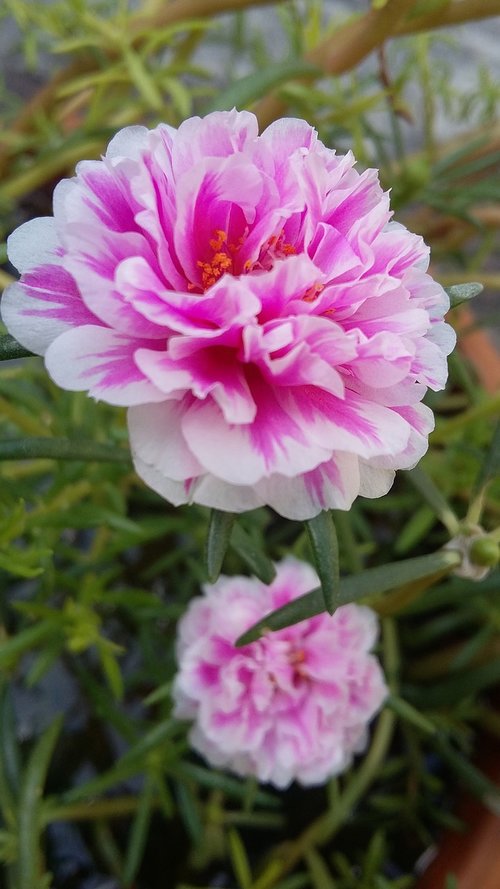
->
(196, 230), (235, 290)
(303, 282), (324, 302)
(248, 230), (297, 274)
(190, 228), (298, 292)
(262, 643), (308, 689)
(289, 648), (307, 678)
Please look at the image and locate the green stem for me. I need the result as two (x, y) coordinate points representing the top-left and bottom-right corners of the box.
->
(467, 489), (487, 525)
(253, 623), (398, 887)
(131, 0), (277, 42)
(415, 34), (435, 162)
(250, 614), (401, 888)
(0, 623), (56, 670)
(122, 775), (156, 885)
(93, 819), (124, 877)
(406, 466), (460, 536)
(0, 438), (131, 463)
(332, 510), (363, 574)
(43, 795), (141, 824)
(237, 549), (462, 646)
(382, 617), (400, 689)
(254, 0), (419, 128)
(448, 351), (482, 405)
(433, 393), (500, 442)
(306, 709), (395, 847)
(397, 0), (500, 34)
(18, 719), (63, 889)
(0, 336), (35, 361)
(306, 511), (340, 615)
(223, 812), (285, 829)
(205, 509), (235, 582)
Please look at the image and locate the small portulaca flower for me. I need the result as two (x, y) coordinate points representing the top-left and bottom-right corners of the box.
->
(173, 558), (388, 788)
(2, 110), (455, 519)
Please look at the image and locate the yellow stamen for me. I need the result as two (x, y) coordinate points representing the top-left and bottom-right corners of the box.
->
(289, 649), (306, 665)
(303, 282), (325, 302)
(209, 229), (228, 251)
(197, 251), (233, 290)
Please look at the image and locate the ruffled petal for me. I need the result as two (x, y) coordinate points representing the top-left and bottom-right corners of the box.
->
(135, 345), (257, 423)
(1, 267), (99, 355)
(182, 379), (332, 485)
(45, 325), (165, 405)
(288, 387), (411, 460)
(174, 154), (264, 286)
(255, 453), (362, 520)
(7, 217), (61, 273)
(128, 400), (203, 480)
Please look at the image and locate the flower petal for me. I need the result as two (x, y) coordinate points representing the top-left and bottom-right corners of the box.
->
(136, 346), (257, 423)
(174, 154), (264, 285)
(1, 266), (99, 355)
(182, 377), (332, 485)
(128, 399), (204, 482)
(105, 124), (150, 160)
(288, 386), (411, 460)
(7, 217), (61, 273)
(255, 453), (362, 520)
(45, 325), (166, 405)
(131, 454), (196, 506)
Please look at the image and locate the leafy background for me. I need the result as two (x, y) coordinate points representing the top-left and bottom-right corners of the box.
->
(0, 2), (500, 888)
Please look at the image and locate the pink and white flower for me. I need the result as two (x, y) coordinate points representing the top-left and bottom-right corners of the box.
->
(1, 110), (455, 519)
(173, 557), (388, 788)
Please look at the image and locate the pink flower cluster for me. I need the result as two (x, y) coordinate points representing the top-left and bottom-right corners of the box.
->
(2, 110), (455, 519)
(173, 558), (388, 788)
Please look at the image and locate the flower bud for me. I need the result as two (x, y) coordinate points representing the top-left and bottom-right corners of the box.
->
(469, 536), (500, 569)
(445, 524), (496, 581)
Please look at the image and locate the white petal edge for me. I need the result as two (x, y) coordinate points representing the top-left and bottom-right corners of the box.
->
(131, 454), (192, 506)
(255, 453), (361, 520)
(193, 475), (264, 513)
(358, 462), (396, 499)
(427, 320), (457, 357)
(106, 125), (151, 160)
(52, 178), (77, 222)
(7, 218), (60, 273)
(1, 281), (68, 356)
(132, 456), (262, 515)
(128, 402), (203, 481)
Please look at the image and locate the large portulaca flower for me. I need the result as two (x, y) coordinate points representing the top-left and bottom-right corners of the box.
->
(173, 558), (388, 788)
(2, 110), (455, 519)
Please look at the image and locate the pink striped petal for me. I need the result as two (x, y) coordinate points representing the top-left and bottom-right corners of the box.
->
(255, 453), (362, 520)
(181, 381), (332, 485)
(1, 267), (99, 355)
(288, 387), (411, 460)
(135, 346), (256, 423)
(45, 326), (165, 405)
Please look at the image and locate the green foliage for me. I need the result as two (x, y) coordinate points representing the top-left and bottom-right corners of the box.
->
(205, 509), (235, 582)
(1, 1), (500, 887)
(305, 511), (340, 615)
(207, 60), (322, 113)
(236, 550), (462, 646)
